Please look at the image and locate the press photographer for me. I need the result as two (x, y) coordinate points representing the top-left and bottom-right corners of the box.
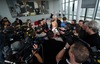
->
(3, 32), (43, 64)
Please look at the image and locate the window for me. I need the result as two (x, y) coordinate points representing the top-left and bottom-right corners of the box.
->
(70, 0), (73, 2)
(86, 8), (94, 18)
(96, 0), (100, 19)
(80, 17), (84, 20)
(74, 0), (78, 15)
(95, 20), (100, 22)
(62, 3), (64, 11)
(74, 16), (76, 19)
(69, 2), (73, 14)
(66, 0), (68, 2)
(66, 3), (68, 14)
(62, 0), (74, 20)
(62, 0), (100, 21)
(65, 14), (68, 18)
(63, 0), (65, 3)
(69, 15), (72, 20)
(80, 8), (86, 16)
(62, 0), (65, 11)
(86, 18), (92, 21)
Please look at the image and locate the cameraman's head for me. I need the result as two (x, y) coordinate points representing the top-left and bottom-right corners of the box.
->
(69, 42), (89, 63)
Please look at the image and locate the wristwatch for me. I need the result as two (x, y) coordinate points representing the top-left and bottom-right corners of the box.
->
(64, 47), (67, 50)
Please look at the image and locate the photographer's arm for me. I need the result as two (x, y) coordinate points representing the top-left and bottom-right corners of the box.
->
(32, 51), (43, 63)
(32, 44), (43, 64)
(56, 43), (70, 63)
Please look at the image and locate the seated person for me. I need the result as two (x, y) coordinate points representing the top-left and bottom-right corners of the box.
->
(61, 17), (70, 28)
(70, 20), (77, 30)
(41, 18), (49, 32)
(0, 17), (11, 29)
(35, 20), (46, 37)
(56, 41), (90, 64)
(36, 20), (44, 34)
(26, 19), (31, 27)
(14, 18), (23, 25)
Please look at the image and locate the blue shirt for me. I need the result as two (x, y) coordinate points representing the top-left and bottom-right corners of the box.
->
(61, 22), (66, 28)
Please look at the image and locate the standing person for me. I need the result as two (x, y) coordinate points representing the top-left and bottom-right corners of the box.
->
(84, 20), (100, 51)
(56, 41), (90, 64)
(78, 20), (89, 41)
(42, 30), (65, 64)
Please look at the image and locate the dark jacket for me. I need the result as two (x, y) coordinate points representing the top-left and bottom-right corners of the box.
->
(42, 39), (65, 64)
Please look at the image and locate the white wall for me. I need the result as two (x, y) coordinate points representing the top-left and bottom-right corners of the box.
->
(53, 0), (60, 13)
(48, 0), (54, 13)
(51, 0), (62, 14)
(0, 0), (13, 22)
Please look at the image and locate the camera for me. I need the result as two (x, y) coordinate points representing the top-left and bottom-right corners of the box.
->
(4, 36), (43, 64)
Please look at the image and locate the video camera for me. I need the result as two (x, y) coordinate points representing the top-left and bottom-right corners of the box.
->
(4, 36), (44, 64)
(59, 27), (76, 45)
